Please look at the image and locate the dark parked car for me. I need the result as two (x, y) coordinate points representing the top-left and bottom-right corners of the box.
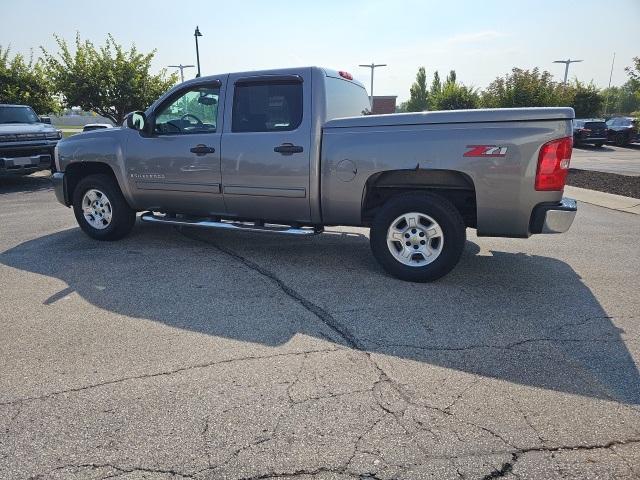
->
(572, 119), (608, 147)
(607, 116), (639, 146)
(0, 104), (62, 175)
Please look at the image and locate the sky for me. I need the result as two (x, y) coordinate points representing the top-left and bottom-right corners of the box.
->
(2, 0), (639, 102)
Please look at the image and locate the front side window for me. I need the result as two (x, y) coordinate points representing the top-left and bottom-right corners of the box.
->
(154, 86), (219, 134)
(232, 82), (302, 133)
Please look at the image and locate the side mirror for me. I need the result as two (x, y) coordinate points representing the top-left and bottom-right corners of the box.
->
(197, 95), (217, 106)
(125, 111), (147, 131)
(39, 116), (52, 124)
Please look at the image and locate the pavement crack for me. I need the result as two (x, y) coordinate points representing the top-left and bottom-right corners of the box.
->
(0, 347), (340, 407)
(444, 379), (480, 413)
(178, 229), (362, 350)
(29, 463), (196, 480)
(476, 437), (640, 479)
(480, 453), (518, 479)
(509, 394), (545, 446)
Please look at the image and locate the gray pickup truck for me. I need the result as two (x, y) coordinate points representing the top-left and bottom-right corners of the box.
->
(52, 67), (577, 282)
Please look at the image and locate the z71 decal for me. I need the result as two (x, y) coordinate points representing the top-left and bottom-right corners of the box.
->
(464, 145), (508, 157)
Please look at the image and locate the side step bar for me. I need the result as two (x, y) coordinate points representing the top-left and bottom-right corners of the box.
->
(140, 212), (323, 236)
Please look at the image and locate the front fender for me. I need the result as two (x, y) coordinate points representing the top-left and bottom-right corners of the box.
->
(56, 128), (136, 207)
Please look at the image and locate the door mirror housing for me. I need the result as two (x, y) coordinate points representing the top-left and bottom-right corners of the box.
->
(125, 111), (147, 131)
(39, 116), (51, 124)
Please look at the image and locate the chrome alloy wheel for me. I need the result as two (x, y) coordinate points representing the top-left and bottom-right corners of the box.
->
(81, 189), (112, 230)
(386, 212), (444, 267)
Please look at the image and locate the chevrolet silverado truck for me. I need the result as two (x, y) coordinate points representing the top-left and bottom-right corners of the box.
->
(0, 104), (62, 175)
(52, 67), (577, 282)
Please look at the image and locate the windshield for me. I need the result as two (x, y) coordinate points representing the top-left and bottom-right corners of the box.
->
(0, 106), (40, 124)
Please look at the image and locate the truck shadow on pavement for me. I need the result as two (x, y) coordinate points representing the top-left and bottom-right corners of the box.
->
(2, 222), (639, 405)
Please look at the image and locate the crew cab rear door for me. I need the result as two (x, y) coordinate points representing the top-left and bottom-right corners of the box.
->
(220, 70), (312, 223)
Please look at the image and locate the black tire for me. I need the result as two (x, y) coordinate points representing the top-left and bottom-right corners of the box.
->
(72, 173), (136, 241)
(370, 192), (466, 282)
(615, 133), (627, 147)
(594, 142), (604, 148)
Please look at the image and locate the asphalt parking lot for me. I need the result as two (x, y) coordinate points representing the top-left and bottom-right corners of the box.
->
(572, 143), (640, 176)
(1, 173), (639, 480)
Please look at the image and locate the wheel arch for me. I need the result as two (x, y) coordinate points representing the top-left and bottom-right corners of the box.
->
(63, 162), (121, 207)
(361, 169), (477, 228)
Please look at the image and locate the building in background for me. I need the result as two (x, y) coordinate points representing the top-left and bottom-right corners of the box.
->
(371, 95), (397, 114)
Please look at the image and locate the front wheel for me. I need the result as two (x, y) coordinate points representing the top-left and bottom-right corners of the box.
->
(594, 142), (604, 148)
(615, 133), (627, 146)
(72, 174), (136, 241)
(370, 192), (466, 282)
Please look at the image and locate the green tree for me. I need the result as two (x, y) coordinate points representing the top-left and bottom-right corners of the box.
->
(430, 71), (441, 98)
(0, 46), (60, 114)
(601, 84), (640, 115)
(481, 67), (562, 108)
(436, 82), (480, 110)
(428, 69), (479, 110)
(405, 67), (429, 112)
(625, 56), (640, 95)
(445, 70), (456, 85)
(567, 81), (603, 118)
(41, 34), (178, 124)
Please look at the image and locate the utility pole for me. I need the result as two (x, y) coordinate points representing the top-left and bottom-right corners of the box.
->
(553, 58), (583, 85)
(603, 52), (616, 117)
(194, 26), (203, 78)
(359, 62), (387, 106)
(168, 64), (195, 83)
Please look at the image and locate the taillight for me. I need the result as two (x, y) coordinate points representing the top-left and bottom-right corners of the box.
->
(535, 136), (572, 191)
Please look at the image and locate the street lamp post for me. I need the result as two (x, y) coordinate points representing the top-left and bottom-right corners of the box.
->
(168, 64), (195, 83)
(359, 62), (387, 106)
(603, 52), (616, 116)
(553, 58), (583, 85)
(194, 26), (203, 78)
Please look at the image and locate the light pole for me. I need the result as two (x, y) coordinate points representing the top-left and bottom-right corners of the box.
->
(168, 64), (195, 83)
(359, 62), (387, 105)
(553, 58), (583, 85)
(194, 26), (203, 78)
(603, 52), (616, 116)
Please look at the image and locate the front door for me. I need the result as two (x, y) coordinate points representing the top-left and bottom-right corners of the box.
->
(220, 71), (312, 223)
(125, 79), (226, 216)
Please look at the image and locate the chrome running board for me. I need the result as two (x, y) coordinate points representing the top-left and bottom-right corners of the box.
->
(140, 212), (322, 236)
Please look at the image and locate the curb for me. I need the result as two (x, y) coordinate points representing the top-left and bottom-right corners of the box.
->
(564, 186), (640, 215)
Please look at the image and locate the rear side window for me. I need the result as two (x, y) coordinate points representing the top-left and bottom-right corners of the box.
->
(585, 122), (606, 129)
(232, 82), (302, 132)
(325, 77), (371, 120)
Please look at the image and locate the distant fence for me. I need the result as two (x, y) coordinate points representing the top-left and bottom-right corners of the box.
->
(50, 115), (114, 127)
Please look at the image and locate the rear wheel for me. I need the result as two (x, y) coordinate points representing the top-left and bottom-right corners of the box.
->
(72, 174), (135, 240)
(370, 192), (466, 282)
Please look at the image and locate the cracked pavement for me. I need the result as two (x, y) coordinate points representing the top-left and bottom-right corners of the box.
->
(1, 174), (639, 479)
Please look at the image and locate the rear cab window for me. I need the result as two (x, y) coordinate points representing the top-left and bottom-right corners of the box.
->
(324, 76), (371, 121)
(232, 80), (303, 133)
